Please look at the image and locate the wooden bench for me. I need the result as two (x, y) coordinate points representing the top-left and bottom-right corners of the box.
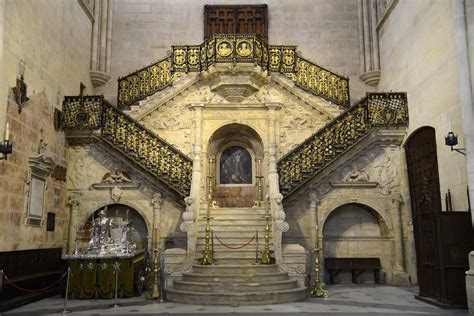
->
(325, 257), (381, 284)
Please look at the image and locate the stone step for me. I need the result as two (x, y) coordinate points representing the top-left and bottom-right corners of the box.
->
(198, 225), (268, 231)
(197, 231), (270, 238)
(196, 235), (273, 248)
(195, 248), (272, 255)
(181, 271), (288, 283)
(166, 287), (307, 305)
(194, 257), (260, 265)
(191, 264), (278, 274)
(199, 213), (268, 220)
(172, 279), (298, 293)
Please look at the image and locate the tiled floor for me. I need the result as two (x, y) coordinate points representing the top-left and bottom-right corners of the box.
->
(3, 285), (469, 315)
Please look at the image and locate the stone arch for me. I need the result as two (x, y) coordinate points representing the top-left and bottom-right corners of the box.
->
(321, 202), (392, 284)
(320, 199), (392, 236)
(207, 123), (264, 207)
(79, 201), (150, 251)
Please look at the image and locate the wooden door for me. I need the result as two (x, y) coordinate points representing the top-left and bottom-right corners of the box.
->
(405, 127), (443, 301)
(405, 126), (472, 306)
(204, 5), (268, 42)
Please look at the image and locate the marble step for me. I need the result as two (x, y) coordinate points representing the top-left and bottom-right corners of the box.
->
(172, 279), (298, 293)
(195, 248), (272, 255)
(166, 287), (307, 305)
(181, 271), (288, 283)
(194, 257), (266, 265)
(197, 231), (271, 238)
(196, 239), (272, 247)
(191, 264), (278, 274)
(198, 214), (269, 220)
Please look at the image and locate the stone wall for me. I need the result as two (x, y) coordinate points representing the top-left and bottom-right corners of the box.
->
(377, 0), (470, 213)
(0, 95), (68, 251)
(97, 0), (366, 104)
(0, 0), (94, 251)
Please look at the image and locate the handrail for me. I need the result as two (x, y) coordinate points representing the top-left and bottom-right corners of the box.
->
(117, 34), (350, 109)
(277, 92), (408, 197)
(61, 95), (192, 197)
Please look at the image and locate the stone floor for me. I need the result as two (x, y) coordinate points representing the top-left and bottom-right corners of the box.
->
(3, 285), (468, 316)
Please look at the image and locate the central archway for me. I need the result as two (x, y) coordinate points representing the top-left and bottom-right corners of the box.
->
(207, 123), (264, 207)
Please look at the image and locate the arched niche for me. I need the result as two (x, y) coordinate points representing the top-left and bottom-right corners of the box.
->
(79, 203), (149, 252)
(322, 203), (390, 284)
(207, 123), (264, 207)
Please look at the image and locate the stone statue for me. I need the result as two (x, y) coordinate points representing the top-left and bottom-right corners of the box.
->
(101, 170), (132, 184)
(343, 167), (370, 182)
(273, 193), (286, 222)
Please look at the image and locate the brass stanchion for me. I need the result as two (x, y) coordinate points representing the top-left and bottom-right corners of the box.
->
(310, 248), (328, 298)
(111, 262), (121, 308)
(199, 177), (216, 265)
(61, 267), (71, 314)
(146, 249), (160, 299)
(259, 197), (272, 264)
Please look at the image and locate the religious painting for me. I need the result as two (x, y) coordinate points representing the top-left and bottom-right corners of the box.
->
(219, 146), (252, 185)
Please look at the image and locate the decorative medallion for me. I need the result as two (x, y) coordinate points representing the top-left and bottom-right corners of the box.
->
(236, 40), (253, 57)
(217, 41), (233, 57)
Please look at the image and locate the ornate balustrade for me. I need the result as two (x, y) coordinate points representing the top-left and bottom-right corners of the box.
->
(62, 96), (193, 197)
(277, 92), (408, 197)
(117, 34), (350, 109)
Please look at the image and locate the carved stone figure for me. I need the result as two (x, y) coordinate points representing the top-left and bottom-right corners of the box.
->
(343, 167), (370, 182)
(273, 193), (286, 222)
(102, 170), (133, 184)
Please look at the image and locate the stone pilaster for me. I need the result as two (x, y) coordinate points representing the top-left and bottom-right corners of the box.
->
(67, 192), (80, 255)
(151, 192), (162, 252)
(466, 251), (474, 315)
(390, 194), (411, 286)
(265, 102), (281, 198)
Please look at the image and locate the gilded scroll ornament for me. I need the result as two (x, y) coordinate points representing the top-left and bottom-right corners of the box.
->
(116, 34), (350, 109)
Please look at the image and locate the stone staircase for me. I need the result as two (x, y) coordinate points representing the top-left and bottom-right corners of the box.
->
(196, 206), (269, 265)
(166, 264), (306, 305)
(166, 206), (307, 305)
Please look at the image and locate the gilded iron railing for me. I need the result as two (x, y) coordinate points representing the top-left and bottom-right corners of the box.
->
(277, 92), (408, 197)
(117, 34), (350, 109)
(62, 96), (193, 197)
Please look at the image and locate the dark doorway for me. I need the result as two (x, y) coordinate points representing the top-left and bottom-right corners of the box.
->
(405, 126), (472, 306)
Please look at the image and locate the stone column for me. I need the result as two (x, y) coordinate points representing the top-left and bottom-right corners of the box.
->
(466, 251), (474, 315)
(90, 0), (113, 87)
(358, 0), (381, 86)
(390, 194), (411, 286)
(265, 103), (281, 198)
(188, 103), (205, 202)
(453, 0), (474, 227)
(151, 192), (163, 251)
(67, 192), (80, 255)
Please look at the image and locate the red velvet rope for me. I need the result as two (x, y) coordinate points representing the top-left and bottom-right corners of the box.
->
(214, 234), (256, 249)
(3, 271), (66, 293)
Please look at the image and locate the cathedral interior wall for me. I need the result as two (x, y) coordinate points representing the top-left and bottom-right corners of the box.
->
(99, 0), (365, 104)
(0, 0), (94, 251)
(377, 0), (469, 212)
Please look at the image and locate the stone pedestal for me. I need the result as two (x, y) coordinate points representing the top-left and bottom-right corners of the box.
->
(467, 251), (474, 315)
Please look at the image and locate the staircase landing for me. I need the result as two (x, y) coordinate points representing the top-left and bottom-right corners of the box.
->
(166, 264), (307, 305)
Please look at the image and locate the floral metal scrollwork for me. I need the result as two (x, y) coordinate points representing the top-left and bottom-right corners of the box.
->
(62, 96), (193, 197)
(116, 34), (349, 109)
(277, 93), (408, 197)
